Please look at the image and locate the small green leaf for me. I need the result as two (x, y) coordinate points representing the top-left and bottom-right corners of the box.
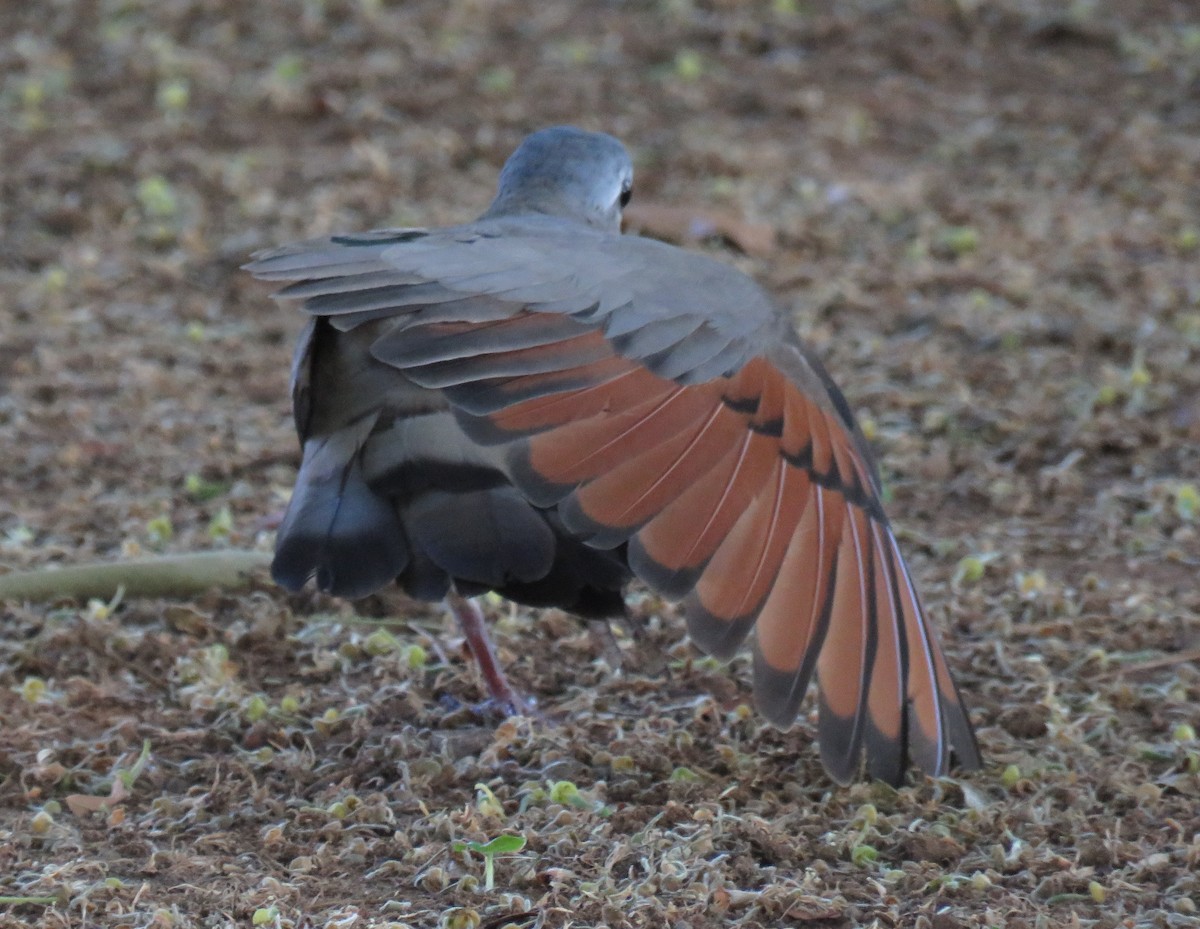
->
(118, 740), (153, 789)
(184, 473), (225, 501)
(548, 780), (583, 806)
(937, 225), (979, 256)
(475, 834), (525, 855)
(156, 77), (189, 113)
(252, 906), (279, 926)
(136, 175), (179, 219)
(20, 677), (47, 703)
(363, 629), (399, 656)
(1174, 484), (1199, 522)
(243, 694), (269, 722)
(272, 54), (304, 83)
(208, 505), (233, 539)
(673, 49), (704, 80)
(146, 515), (174, 544)
(473, 782), (504, 818)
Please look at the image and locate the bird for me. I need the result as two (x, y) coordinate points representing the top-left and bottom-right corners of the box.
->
(245, 126), (981, 785)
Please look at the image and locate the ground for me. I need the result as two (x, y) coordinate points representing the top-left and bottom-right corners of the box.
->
(2, 1), (1199, 927)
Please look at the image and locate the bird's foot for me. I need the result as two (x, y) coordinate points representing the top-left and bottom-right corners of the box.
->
(445, 591), (536, 719)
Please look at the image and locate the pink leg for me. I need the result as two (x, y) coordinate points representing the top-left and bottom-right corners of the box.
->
(445, 592), (530, 715)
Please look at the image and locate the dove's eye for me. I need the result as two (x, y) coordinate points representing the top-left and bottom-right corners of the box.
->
(619, 185), (632, 208)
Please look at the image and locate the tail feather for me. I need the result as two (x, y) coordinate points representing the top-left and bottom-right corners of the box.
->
(272, 422), (409, 599)
(404, 487), (555, 588)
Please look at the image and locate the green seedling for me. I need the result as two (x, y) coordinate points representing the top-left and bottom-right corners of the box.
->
(136, 175), (179, 219)
(451, 834), (526, 892)
(116, 739), (153, 792)
(184, 473), (226, 502)
(673, 50), (704, 81)
(208, 505), (233, 539)
(937, 225), (979, 257)
(20, 676), (47, 703)
(146, 515), (174, 545)
(547, 780), (592, 809)
(252, 905), (280, 926)
(478, 66), (514, 95)
(952, 552), (1001, 587)
(64, 740), (152, 816)
(1174, 484), (1199, 522)
(156, 77), (189, 115)
(474, 783), (504, 819)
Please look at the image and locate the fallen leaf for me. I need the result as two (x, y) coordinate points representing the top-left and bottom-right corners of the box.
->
(624, 201), (777, 257)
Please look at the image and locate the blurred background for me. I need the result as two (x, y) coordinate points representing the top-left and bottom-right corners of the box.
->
(2, 1), (1199, 926)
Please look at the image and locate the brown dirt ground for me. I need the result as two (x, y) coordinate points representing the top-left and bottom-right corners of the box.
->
(3, 1), (1200, 927)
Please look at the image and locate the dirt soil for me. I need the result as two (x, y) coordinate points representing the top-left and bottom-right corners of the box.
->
(3, 1), (1200, 927)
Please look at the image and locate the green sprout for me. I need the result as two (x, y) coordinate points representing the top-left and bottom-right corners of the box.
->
(451, 834), (526, 892)
(251, 905), (280, 927)
(1174, 484), (1199, 522)
(242, 694), (269, 723)
(146, 514), (174, 545)
(184, 473), (226, 502)
(136, 175), (179, 219)
(116, 739), (153, 792)
(673, 49), (704, 81)
(936, 225), (980, 257)
(156, 77), (189, 115)
(547, 780), (592, 809)
(208, 505), (233, 539)
(952, 552), (1000, 587)
(477, 66), (514, 95)
(473, 783), (505, 819)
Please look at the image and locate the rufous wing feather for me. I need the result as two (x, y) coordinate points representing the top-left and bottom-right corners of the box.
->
(433, 318), (977, 784)
(251, 234), (979, 784)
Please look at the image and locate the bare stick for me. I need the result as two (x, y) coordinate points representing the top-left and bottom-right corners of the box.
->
(0, 551), (273, 602)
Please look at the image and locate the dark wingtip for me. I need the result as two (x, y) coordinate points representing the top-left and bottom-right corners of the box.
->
(817, 699), (865, 786)
(751, 646), (816, 729)
(683, 594), (758, 663)
(944, 692), (983, 773)
(863, 717), (907, 787)
(626, 536), (703, 601)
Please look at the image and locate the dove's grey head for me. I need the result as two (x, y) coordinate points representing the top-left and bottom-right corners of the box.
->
(483, 126), (633, 232)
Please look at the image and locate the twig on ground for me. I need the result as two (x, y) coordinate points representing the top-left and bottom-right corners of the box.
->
(0, 551), (273, 602)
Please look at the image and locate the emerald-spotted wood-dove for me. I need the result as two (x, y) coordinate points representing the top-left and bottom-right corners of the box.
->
(246, 126), (980, 785)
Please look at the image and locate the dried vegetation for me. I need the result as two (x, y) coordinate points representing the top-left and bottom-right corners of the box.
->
(2, 1), (1199, 926)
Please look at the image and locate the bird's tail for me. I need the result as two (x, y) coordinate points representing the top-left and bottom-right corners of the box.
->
(272, 414), (409, 599)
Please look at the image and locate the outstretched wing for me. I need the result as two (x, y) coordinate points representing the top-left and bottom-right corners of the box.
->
(247, 218), (980, 784)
